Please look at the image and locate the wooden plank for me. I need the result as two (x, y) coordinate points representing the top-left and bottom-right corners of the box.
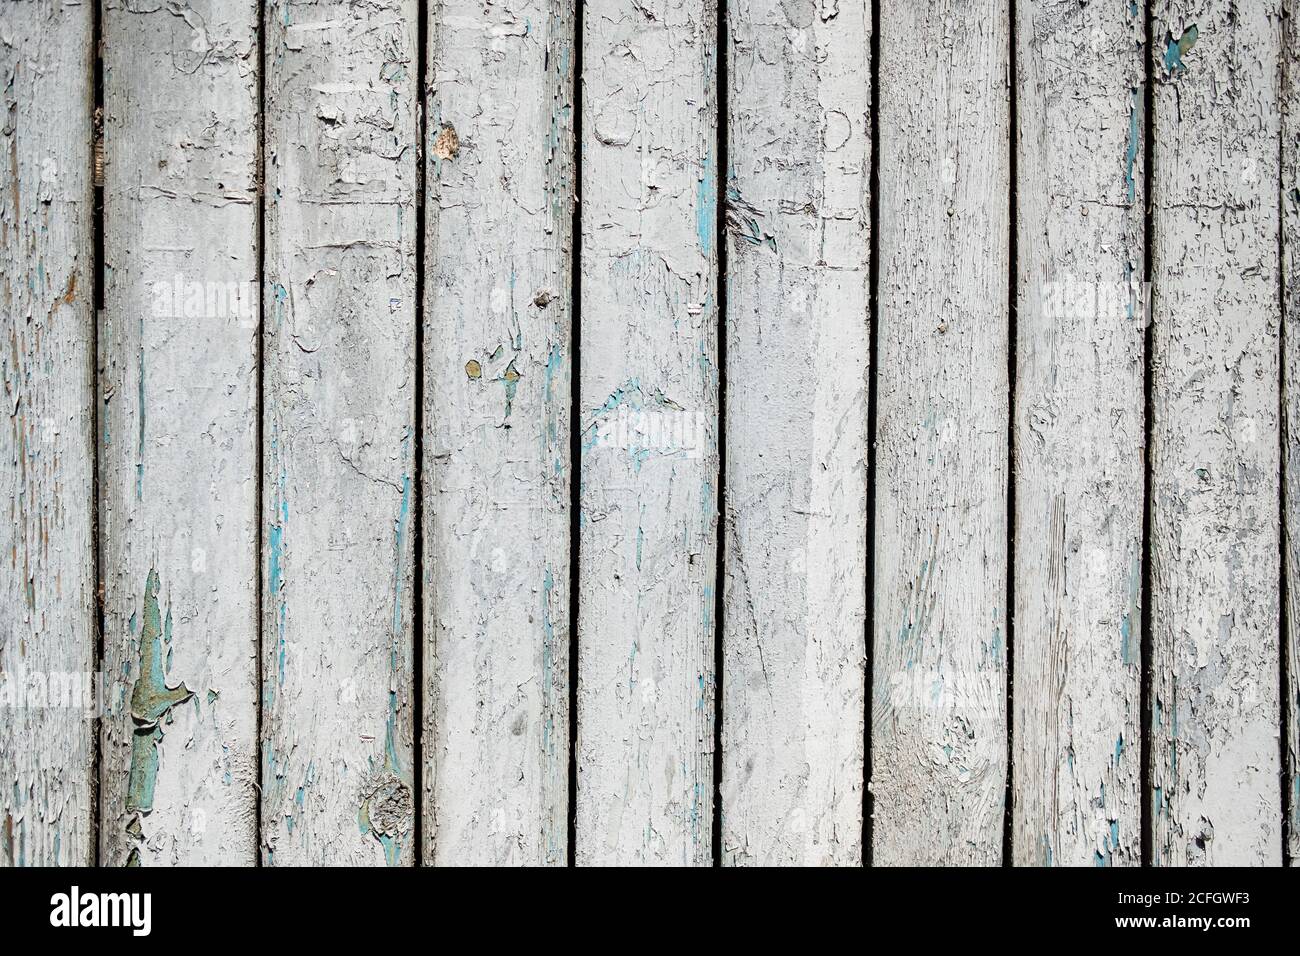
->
(575, 0), (720, 866)
(1010, 1), (1145, 866)
(871, 0), (1010, 866)
(0, 0), (95, 868)
(262, 0), (418, 866)
(1287, 0), (1300, 869)
(422, 3), (574, 866)
(720, 0), (869, 866)
(98, 0), (259, 867)
(1149, 0), (1282, 866)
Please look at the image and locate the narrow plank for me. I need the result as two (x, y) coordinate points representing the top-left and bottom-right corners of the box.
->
(262, 0), (418, 866)
(0, 0), (95, 868)
(576, 0), (720, 866)
(1011, 2), (1146, 866)
(1149, 0), (1282, 866)
(98, 0), (260, 867)
(871, 0), (1010, 865)
(1287, 0), (1300, 868)
(422, 3), (574, 865)
(720, 0), (870, 866)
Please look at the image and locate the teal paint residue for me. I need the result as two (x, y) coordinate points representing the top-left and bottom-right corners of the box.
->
(136, 342), (145, 501)
(701, 584), (714, 641)
(582, 378), (643, 451)
(1121, 554), (1140, 665)
(591, 378), (642, 419)
(392, 471), (411, 634)
(385, 691), (402, 776)
(727, 182), (776, 251)
(269, 524), (283, 599)
(267, 426), (288, 709)
(1164, 25), (1198, 75)
(269, 523), (286, 691)
(542, 568), (557, 755)
(499, 359), (521, 421)
(1124, 87), (1140, 204)
(696, 305), (716, 386)
(695, 149), (716, 255)
(273, 283), (288, 329)
(1124, 260), (1135, 321)
(543, 342), (563, 454)
(355, 437), (417, 868)
(126, 570), (195, 814)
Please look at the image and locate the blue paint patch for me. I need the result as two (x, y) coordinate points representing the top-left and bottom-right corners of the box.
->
(695, 149), (716, 255)
(1164, 25), (1198, 75)
(1124, 87), (1140, 204)
(136, 340), (146, 501)
(126, 570), (194, 814)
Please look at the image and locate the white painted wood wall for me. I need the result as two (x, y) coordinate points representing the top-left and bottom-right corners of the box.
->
(1, 0), (1296, 867)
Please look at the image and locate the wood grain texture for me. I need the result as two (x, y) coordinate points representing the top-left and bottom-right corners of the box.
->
(1010, 0), (1145, 867)
(422, 0), (574, 866)
(720, 0), (869, 867)
(262, 0), (418, 866)
(1287, 0), (1300, 869)
(98, 0), (259, 867)
(871, 0), (1010, 866)
(1149, 0), (1282, 867)
(575, 0), (720, 866)
(0, 0), (95, 868)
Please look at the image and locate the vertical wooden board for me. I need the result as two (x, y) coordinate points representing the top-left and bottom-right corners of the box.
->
(1011, 2), (1145, 866)
(422, 2), (574, 865)
(1287, 0), (1300, 868)
(263, 0), (418, 866)
(0, 0), (94, 868)
(576, 0), (720, 866)
(1150, 0), (1282, 866)
(98, 0), (259, 867)
(720, 0), (870, 866)
(871, 0), (1009, 866)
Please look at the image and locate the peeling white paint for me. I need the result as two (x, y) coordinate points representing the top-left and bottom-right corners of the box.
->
(0, 0), (95, 869)
(1285, 0), (1300, 870)
(1150, 0), (1282, 867)
(871, 0), (1011, 866)
(98, 0), (260, 869)
(1011, 0), (1145, 868)
(262, 0), (418, 867)
(576, 0), (721, 867)
(423, 0), (574, 866)
(721, 0), (870, 867)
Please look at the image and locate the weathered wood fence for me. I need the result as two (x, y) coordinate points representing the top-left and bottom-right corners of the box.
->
(1, 0), (1298, 867)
